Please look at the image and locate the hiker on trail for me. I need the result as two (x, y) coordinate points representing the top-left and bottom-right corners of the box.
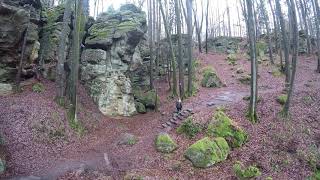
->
(176, 98), (182, 112)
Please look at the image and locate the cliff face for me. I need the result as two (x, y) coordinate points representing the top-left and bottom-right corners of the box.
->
(0, 0), (42, 84)
(81, 4), (148, 116)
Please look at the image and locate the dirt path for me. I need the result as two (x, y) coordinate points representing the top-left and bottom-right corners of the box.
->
(1, 52), (319, 179)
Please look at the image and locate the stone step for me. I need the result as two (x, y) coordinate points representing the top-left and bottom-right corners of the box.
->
(166, 121), (172, 126)
(162, 123), (168, 128)
(177, 115), (184, 120)
(170, 119), (178, 125)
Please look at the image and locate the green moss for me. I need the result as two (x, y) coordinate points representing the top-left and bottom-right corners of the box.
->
(176, 117), (202, 139)
(134, 89), (160, 109)
(184, 137), (230, 168)
(277, 94), (287, 105)
(155, 133), (177, 153)
(238, 75), (251, 85)
(32, 83), (45, 93)
(271, 69), (283, 77)
(67, 108), (85, 136)
(135, 102), (146, 114)
(226, 54), (237, 65)
(308, 169), (320, 180)
(0, 158), (5, 174)
(207, 110), (248, 148)
(201, 67), (222, 88)
(233, 161), (262, 179)
(256, 41), (267, 57)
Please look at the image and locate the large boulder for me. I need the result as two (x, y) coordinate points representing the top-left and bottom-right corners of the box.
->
(0, 0), (42, 83)
(185, 137), (230, 168)
(207, 110), (248, 148)
(201, 67), (222, 88)
(81, 4), (147, 116)
(155, 133), (177, 153)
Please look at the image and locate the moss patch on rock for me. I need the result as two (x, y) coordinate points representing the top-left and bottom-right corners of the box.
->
(155, 133), (177, 153)
(226, 54), (237, 66)
(238, 75), (251, 85)
(32, 82), (45, 93)
(207, 110), (248, 148)
(134, 89), (160, 110)
(233, 161), (262, 179)
(201, 67), (222, 88)
(184, 137), (230, 168)
(135, 102), (146, 114)
(277, 94), (287, 105)
(0, 158), (5, 174)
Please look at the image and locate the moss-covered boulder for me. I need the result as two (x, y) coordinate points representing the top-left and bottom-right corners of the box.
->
(238, 75), (251, 85)
(201, 67), (222, 88)
(32, 82), (45, 93)
(226, 54), (237, 66)
(207, 110), (248, 148)
(277, 94), (287, 105)
(185, 137), (230, 168)
(135, 102), (146, 114)
(233, 161), (262, 179)
(134, 89), (159, 109)
(155, 133), (177, 153)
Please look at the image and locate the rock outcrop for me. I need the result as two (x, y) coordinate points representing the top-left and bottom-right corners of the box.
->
(0, 0), (42, 83)
(81, 4), (147, 116)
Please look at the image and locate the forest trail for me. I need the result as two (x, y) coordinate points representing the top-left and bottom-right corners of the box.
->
(1, 52), (319, 179)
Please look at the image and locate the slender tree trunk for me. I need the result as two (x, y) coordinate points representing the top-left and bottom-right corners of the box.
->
(15, 7), (31, 92)
(187, 0), (193, 96)
(283, 0), (299, 116)
(174, 0), (184, 99)
(148, 0), (154, 89)
(301, 0), (311, 55)
(159, 0), (177, 95)
(246, 0), (258, 122)
(275, 0), (291, 87)
(68, 0), (83, 122)
(268, 0), (279, 54)
(56, 0), (72, 103)
(205, 0), (209, 53)
(260, 0), (274, 64)
(227, 5), (232, 37)
(312, 0), (320, 72)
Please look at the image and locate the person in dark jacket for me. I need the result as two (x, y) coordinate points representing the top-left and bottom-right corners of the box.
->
(176, 98), (182, 112)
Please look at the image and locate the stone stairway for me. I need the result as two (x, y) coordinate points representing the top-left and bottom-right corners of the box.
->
(160, 109), (194, 129)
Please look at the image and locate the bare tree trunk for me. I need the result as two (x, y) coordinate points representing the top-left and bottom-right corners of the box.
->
(205, 0), (209, 53)
(148, 0), (154, 89)
(159, 0), (177, 95)
(283, 0), (299, 116)
(312, 0), (320, 72)
(174, 0), (184, 99)
(15, 7), (31, 92)
(187, 0), (193, 96)
(260, 0), (274, 64)
(227, 5), (232, 37)
(68, 0), (83, 122)
(275, 0), (291, 87)
(56, 0), (72, 103)
(246, 0), (258, 122)
(301, 0), (311, 55)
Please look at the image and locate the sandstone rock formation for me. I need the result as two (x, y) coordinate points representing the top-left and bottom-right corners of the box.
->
(0, 0), (42, 83)
(81, 4), (147, 116)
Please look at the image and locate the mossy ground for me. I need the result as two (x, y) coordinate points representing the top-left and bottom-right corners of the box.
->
(277, 94), (288, 105)
(32, 83), (45, 93)
(233, 161), (262, 179)
(177, 117), (202, 139)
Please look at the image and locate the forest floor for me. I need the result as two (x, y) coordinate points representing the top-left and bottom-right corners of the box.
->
(0, 51), (319, 179)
